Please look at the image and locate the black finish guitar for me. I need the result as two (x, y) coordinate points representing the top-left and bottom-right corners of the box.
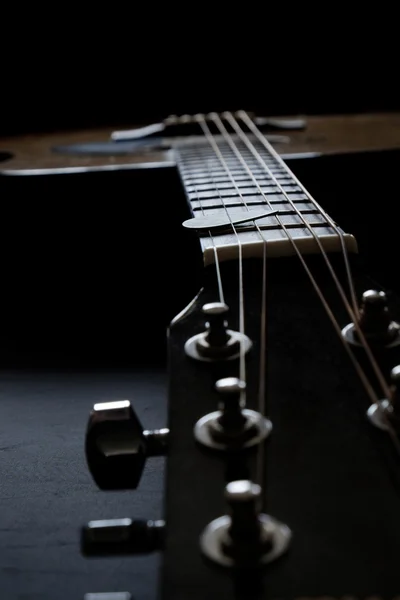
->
(80, 111), (400, 599)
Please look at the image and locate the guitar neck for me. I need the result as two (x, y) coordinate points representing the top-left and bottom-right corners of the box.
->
(173, 134), (357, 265)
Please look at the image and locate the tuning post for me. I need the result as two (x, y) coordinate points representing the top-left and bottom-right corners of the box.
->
(85, 400), (169, 490)
(185, 302), (252, 362)
(200, 480), (291, 568)
(81, 517), (165, 557)
(342, 290), (400, 347)
(367, 365), (400, 430)
(194, 377), (272, 450)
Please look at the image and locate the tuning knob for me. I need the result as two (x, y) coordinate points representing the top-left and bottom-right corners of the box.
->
(85, 400), (169, 490)
(200, 480), (291, 568)
(185, 302), (252, 362)
(81, 517), (165, 556)
(194, 377), (272, 450)
(342, 290), (400, 347)
(367, 364), (400, 430)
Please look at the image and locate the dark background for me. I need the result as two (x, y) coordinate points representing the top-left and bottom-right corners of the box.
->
(2, 9), (399, 135)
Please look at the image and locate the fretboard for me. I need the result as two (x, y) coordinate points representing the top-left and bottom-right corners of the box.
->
(173, 134), (357, 265)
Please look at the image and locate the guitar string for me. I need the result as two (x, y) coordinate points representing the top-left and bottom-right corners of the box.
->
(215, 110), (400, 454)
(174, 150), (225, 303)
(204, 112), (396, 494)
(205, 113), (272, 492)
(237, 112), (359, 320)
(235, 110), (391, 401)
(194, 115), (268, 399)
(195, 112), (400, 491)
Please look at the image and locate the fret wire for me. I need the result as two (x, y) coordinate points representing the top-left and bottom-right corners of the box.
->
(237, 111), (360, 320)
(191, 117), (273, 404)
(205, 113), (392, 503)
(191, 200), (315, 211)
(175, 151), (225, 304)
(178, 141), (324, 240)
(175, 112), (400, 489)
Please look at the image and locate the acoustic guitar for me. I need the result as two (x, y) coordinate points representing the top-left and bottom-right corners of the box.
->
(31, 110), (400, 599)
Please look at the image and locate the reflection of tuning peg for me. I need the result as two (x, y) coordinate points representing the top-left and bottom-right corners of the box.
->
(200, 480), (291, 568)
(85, 400), (169, 490)
(81, 517), (165, 557)
(342, 290), (400, 347)
(367, 365), (400, 430)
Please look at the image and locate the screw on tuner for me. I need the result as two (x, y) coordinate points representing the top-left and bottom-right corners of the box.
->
(200, 480), (291, 568)
(342, 289), (400, 347)
(85, 400), (168, 490)
(194, 377), (272, 450)
(185, 302), (252, 362)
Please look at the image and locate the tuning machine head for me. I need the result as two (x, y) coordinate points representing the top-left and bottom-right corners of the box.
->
(342, 289), (400, 347)
(194, 377), (272, 451)
(81, 517), (165, 557)
(185, 302), (252, 362)
(85, 400), (168, 490)
(367, 364), (400, 430)
(200, 479), (291, 568)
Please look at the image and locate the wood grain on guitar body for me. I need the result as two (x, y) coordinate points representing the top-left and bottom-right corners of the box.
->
(4, 111), (400, 600)
(2, 112), (400, 174)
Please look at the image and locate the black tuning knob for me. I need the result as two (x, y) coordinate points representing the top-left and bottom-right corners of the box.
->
(342, 290), (400, 347)
(85, 400), (169, 490)
(81, 517), (165, 557)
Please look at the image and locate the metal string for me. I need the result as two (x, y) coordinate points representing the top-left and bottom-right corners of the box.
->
(195, 112), (400, 483)
(204, 113), (270, 490)
(234, 110), (391, 400)
(194, 114), (268, 399)
(238, 111), (360, 320)
(175, 151), (225, 303)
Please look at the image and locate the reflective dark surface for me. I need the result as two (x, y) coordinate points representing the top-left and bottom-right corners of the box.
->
(0, 369), (166, 600)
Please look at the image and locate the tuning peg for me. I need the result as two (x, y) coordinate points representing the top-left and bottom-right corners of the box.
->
(203, 302), (230, 347)
(367, 364), (400, 430)
(200, 480), (291, 568)
(185, 302), (252, 362)
(81, 518), (165, 557)
(342, 290), (400, 347)
(85, 400), (169, 490)
(194, 377), (272, 451)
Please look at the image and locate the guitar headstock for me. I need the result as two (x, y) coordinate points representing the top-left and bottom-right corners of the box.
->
(160, 254), (400, 599)
(80, 111), (400, 599)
